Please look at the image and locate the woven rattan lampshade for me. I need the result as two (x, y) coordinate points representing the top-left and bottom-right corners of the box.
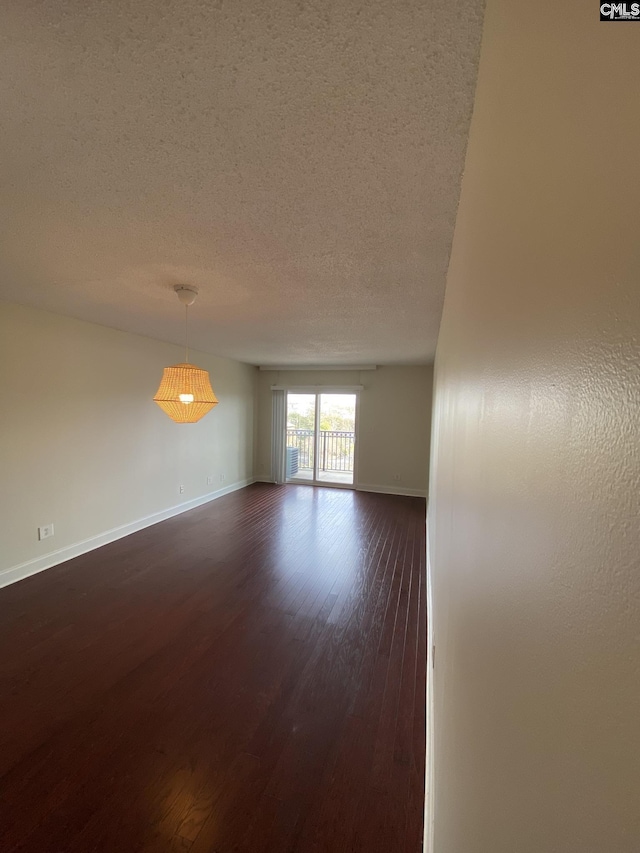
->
(154, 362), (219, 423)
(153, 285), (219, 424)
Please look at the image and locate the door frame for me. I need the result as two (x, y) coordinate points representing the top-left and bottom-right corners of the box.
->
(276, 385), (362, 490)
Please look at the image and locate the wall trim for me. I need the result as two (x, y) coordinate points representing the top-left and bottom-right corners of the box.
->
(424, 516), (435, 852)
(259, 364), (377, 371)
(0, 478), (255, 591)
(357, 483), (427, 498)
(270, 385), (364, 392)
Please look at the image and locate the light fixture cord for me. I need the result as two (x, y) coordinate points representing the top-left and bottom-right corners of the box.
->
(185, 303), (189, 363)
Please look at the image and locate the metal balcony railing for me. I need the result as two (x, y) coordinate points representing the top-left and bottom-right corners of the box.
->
(286, 429), (355, 473)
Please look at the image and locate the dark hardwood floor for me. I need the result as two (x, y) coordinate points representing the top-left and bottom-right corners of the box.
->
(0, 483), (427, 852)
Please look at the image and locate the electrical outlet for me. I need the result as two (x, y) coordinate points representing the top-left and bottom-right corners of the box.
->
(219, 473), (226, 483)
(38, 524), (54, 541)
(393, 474), (401, 482)
(179, 485), (185, 494)
(207, 476), (213, 486)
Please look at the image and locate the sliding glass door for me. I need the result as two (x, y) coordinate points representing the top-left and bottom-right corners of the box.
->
(285, 393), (316, 482)
(285, 392), (357, 487)
(317, 393), (356, 484)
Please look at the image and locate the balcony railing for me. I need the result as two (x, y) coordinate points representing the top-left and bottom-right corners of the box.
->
(286, 429), (355, 473)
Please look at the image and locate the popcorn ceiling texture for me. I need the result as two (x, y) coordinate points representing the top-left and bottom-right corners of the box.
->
(0, 0), (484, 365)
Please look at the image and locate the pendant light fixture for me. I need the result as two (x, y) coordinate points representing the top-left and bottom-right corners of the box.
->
(153, 285), (219, 423)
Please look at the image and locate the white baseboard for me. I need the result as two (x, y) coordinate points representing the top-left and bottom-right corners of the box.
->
(254, 478), (424, 497)
(357, 483), (427, 498)
(0, 478), (255, 591)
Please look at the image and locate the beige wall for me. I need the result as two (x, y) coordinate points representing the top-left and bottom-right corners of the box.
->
(428, 1), (640, 851)
(256, 366), (432, 496)
(0, 301), (256, 584)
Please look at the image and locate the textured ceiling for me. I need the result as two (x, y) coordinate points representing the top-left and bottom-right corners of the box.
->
(0, 0), (484, 366)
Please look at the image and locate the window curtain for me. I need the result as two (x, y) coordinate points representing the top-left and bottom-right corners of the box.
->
(271, 389), (286, 484)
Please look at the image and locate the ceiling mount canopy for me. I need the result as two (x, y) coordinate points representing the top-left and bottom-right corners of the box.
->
(153, 285), (219, 424)
(173, 284), (199, 306)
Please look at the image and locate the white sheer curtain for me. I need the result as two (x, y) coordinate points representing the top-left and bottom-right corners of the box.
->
(271, 389), (286, 484)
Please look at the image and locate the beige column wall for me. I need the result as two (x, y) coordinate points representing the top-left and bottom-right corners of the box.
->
(427, 2), (640, 851)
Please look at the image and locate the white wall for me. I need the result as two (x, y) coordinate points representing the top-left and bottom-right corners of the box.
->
(0, 301), (256, 584)
(428, 1), (640, 851)
(256, 366), (432, 496)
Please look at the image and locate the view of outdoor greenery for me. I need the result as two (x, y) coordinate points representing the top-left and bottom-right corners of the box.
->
(286, 394), (355, 432)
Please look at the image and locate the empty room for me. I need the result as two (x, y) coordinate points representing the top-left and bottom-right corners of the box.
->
(1, 1), (639, 852)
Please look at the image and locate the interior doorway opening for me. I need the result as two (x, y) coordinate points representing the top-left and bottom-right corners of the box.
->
(285, 392), (357, 487)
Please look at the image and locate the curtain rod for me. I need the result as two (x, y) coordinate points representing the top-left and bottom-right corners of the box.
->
(259, 365), (376, 372)
(271, 385), (364, 392)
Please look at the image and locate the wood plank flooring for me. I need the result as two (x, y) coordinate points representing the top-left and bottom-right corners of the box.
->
(0, 483), (427, 852)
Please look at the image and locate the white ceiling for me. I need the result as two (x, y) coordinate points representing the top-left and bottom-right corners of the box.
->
(0, 0), (484, 366)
